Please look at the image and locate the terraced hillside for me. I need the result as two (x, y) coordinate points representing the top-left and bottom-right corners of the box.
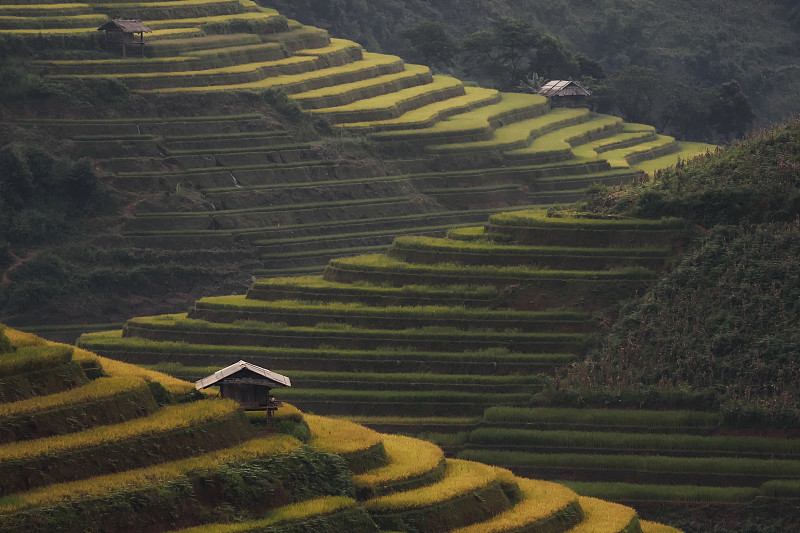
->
(80, 209), (800, 531)
(0, 0), (711, 327)
(0, 325), (680, 533)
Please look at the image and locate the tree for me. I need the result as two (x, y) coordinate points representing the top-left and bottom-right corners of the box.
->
(709, 80), (754, 141)
(462, 17), (540, 89)
(660, 81), (712, 142)
(400, 20), (456, 71)
(605, 66), (660, 125)
(533, 34), (580, 79)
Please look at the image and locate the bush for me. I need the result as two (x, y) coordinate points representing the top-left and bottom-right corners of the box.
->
(0, 325), (13, 354)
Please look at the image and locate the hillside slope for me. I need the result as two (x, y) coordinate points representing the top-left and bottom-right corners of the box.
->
(0, 325), (681, 533)
(560, 117), (800, 425)
(80, 205), (800, 533)
(0, 0), (708, 328)
(260, 0), (800, 127)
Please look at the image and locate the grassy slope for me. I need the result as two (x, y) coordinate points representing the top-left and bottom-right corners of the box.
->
(561, 117), (800, 425)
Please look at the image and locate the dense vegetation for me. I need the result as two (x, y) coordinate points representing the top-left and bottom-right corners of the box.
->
(560, 117), (800, 426)
(260, 0), (797, 138)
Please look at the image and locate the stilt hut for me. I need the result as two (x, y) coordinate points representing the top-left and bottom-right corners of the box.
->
(97, 19), (152, 58)
(539, 80), (591, 108)
(196, 360), (291, 432)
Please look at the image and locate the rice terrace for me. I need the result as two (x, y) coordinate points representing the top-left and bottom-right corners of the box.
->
(0, 0), (799, 532)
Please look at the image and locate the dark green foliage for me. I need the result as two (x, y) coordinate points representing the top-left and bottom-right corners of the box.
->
(462, 18), (542, 89)
(275, 419), (312, 443)
(261, 508), (379, 533)
(400, 20), (457, 71)
(0, 325), (12, 354)
(587, 117), (800, 226)
(0, 245), (246, 324)
(594, 66), (660, 125)
(338, 441), (388, 475)
(0, 361), (89, 403)
(263, 86), (305, 121)
(563, 223), (800, 426)
(0, 146), (103, 246)
(708, 80), (755, 141)
(146, 380), (172, 406)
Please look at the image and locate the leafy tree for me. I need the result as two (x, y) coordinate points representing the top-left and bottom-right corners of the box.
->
(603, 66), (660, 124)
(0, 145), (102, 246)
(533, 34), (580, 79)
(462, 17), (540, 89)
(660, 81), (712, 141)
(709, 80), (755, 141)
(400, 20), (456, 70)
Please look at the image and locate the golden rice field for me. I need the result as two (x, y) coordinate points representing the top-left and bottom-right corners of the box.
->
(365, 459), (513, 512)
(0, 434), (302, 513)
(352, 434), (444, 489)
(305, 413), (383, 455)
(0, 398), (237, 462)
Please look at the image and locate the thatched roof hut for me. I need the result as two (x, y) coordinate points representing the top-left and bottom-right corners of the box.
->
(539, 80), (591, 108)
(97, 19), (152, 58)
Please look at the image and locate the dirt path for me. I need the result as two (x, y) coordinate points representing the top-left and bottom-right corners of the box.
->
(1, 250), (36, 287)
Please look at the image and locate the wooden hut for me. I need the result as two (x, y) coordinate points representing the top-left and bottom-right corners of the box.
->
(97, 19), (152, 58)
(195, 360), (291, 431)
(539, 80), (591, 108)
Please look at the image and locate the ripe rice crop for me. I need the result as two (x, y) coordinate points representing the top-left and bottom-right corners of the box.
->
(251, 275), (499, 299)
(372, 92), (546, 140)
(80, 334), (575, 364)
(0, 434), (302, 512)
(2, 329), (45, 347)
(429, 107), (590, 154)
(0, 375), (144, 419)
(567, 496), (638, 533)
(389, 236), (670, 257)
(488, 210), (685, 230)
(353, 434), (444, 489)
(449, 477), (581, 533)
(305, 413), (382, 456)
(0, 399), (237, 463)
(171, 495), (355, 532)
(196, 295), (589, 321)
(365, 459), (514, 511)
(0, 345), (72, 378)
(640, 520), (682, 533)
(127, 314), (585, 343)
(83, 345), (198, 396)
(329, 254), (656, 280)
(152, 52), (403, 93)
(343, 87), (500, 131)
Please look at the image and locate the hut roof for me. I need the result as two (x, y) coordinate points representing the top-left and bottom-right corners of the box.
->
(539, 80), (591, 97)
(195, 360), (291, 390)
(97, 19), (152, 33)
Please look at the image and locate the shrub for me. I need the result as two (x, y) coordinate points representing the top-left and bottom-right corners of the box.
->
(0, 325), (12, 354)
